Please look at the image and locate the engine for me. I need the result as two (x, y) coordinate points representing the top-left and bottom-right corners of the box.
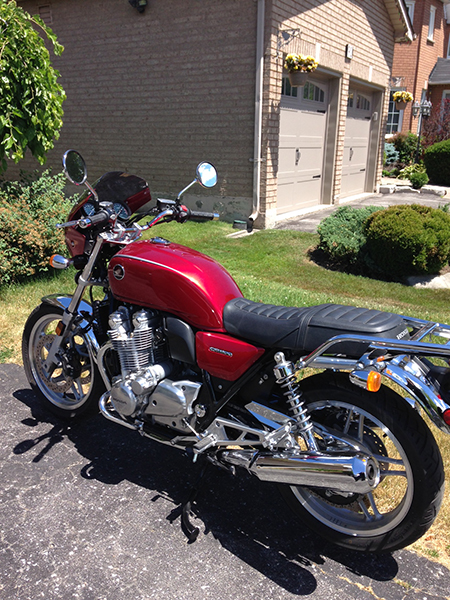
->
(107, 306), (201, 432)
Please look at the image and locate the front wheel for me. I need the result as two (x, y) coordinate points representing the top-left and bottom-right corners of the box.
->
(280, 371), (445, 552)
(22, 303), (104, 419)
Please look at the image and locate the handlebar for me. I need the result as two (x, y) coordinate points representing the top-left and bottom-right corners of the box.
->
(187, 209), (219, 221)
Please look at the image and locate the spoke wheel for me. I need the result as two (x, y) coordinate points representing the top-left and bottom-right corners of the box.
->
(22, 303), (103, 419)
(279, 371), (445, 552)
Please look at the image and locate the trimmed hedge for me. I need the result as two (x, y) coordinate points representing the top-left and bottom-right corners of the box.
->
(365, 204), (450, 277)
(317, 206), (382, 265)
(423, 139), (450, 186)
(0, 171), (73, 285)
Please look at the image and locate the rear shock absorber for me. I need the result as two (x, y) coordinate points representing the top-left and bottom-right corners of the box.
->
(273, 352), (319, 451)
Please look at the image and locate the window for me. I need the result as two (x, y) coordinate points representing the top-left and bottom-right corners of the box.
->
(38, 4), (52, 24)
(281, 76), (298, 98)
(303, 82), (325, 103)
(386, 91), (403, 136)
(447, 36), (450, 58)
(405, 1), (415, 25)
(428, 6), (436, 41)
(356, 94), (371, 111)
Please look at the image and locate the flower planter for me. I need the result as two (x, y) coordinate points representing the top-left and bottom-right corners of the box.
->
(288, 70), (308, 87)
(395, 101), (408, 110)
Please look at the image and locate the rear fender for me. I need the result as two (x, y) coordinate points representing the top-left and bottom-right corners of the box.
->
(382, 362), (450, 435)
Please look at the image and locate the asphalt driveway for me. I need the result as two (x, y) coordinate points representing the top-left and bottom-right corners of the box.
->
(1, 363), (450, 599)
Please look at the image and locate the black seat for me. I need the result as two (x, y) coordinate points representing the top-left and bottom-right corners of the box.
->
(223, 299), (409, 356)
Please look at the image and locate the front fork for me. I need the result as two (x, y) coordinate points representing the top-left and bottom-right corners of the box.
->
(43, 236), (105, 372)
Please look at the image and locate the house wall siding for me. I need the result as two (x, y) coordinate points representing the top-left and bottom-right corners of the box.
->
(16, 0), (258, 220)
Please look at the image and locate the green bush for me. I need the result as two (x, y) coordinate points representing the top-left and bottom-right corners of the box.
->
(317, 206), (383, 264)
(384, 143), (399, 166)
(365, 204), (450, 277)
(388, 132), (419, 165)
(0, 170), (73, 285)
(398, 163), (426, 180)
(423, 139), (450, 186)
(409, 171), (429, 189)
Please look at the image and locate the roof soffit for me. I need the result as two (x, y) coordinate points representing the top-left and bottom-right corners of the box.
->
(384, 0), (414, 42)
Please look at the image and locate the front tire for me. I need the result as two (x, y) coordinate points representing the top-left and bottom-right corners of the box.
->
(280, 371), (445, 552)
(22, 303), (104, 419)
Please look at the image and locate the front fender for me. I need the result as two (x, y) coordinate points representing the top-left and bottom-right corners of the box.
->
(41, 294), (101, 361)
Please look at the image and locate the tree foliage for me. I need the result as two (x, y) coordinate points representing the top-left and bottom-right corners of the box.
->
(0, 0), (66, 172)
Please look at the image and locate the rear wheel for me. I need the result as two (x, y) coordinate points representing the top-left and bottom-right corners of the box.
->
(280, 371), (445, 552)
(22, 303), (103, 419)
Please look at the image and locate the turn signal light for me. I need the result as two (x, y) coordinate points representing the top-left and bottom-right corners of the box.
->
(349, 369), (382, 392)
(49, 254), (72, 270)
(366, 370), (382, 392)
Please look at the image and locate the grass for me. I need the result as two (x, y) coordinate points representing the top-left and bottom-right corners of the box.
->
(1, 220), (450, 566)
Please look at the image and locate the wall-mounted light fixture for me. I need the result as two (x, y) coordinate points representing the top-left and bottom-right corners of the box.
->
(129, 0), (147, 13)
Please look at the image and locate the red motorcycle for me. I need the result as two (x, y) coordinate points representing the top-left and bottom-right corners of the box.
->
(22, 150), (450, 552)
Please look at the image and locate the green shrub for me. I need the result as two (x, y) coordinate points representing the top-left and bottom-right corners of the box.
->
(384, 143), (399, 166)
(388, 132), (419, 165)
(365, 204), (450, 277)
(317, 206), (383, 264)
(409, 171), (429, 189)
(398, 163), (426, 180)
(423, 139), (450, 186)
(0, 170), (73, 285)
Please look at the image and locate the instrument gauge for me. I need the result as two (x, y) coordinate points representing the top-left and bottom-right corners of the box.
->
(113, 202), (130, 220)
(83, 202), (96, 217)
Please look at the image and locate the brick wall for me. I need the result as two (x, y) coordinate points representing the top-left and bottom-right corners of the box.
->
(14, 0), (259, 221)
(393, 0), (447, 134)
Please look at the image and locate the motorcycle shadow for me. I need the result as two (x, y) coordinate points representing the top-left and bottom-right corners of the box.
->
(13, 386), (400, 594)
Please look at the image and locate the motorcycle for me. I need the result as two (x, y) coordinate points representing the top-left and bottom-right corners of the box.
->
(22, 149), (450, 553)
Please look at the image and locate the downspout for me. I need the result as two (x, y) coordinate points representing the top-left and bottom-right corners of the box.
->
(247, 0), (264, 233)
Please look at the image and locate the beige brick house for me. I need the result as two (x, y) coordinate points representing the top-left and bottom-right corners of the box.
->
(16, 0), (412, 228)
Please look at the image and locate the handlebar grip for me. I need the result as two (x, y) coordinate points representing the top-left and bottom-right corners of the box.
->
(80, 210), (110, 228)
(188, 210), (219, 221)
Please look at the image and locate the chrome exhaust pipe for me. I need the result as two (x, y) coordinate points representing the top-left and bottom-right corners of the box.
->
(220, 449), (380, 494)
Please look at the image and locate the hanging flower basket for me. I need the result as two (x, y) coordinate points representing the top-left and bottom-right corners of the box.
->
(284, 53), (318, 87)
(288, 70), (309, 87)
(393, 91), (413, 111)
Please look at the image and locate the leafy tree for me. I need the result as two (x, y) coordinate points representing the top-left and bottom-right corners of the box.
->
(0, 0), (66, 172)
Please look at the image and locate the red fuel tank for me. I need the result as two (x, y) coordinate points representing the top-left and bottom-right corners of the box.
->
(108, 238), (243, 331)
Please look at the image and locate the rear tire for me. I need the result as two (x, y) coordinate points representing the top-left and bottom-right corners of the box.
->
(22, 303), (104, 419)
(280, 371), (445, 552)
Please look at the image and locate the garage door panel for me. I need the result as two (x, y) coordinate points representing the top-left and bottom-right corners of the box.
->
(278, 81), (328, 216)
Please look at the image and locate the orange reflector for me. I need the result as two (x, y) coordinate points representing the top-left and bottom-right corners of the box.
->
(49, 254), (57, 267)
(55, 321), (65, 336)
(367, 371), (382, 392)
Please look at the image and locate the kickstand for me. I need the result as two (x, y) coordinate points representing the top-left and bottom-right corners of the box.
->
(167, 458), (210, 543)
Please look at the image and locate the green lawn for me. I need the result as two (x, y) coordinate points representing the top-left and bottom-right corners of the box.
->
(1, 220), (450, 565)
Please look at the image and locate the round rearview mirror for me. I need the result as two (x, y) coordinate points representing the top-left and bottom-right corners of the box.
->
(62, 150), (87, 186)
(196, 162), (217, 189)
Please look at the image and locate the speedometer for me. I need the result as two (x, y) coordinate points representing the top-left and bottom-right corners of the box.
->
(113, 202), (130, 220)
(83, 202), (96, 216)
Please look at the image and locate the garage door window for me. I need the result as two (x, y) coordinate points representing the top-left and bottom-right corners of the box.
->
(281, 76), (298, 97)
(303, 82), (325, 103)
(348, 92), (370, 111)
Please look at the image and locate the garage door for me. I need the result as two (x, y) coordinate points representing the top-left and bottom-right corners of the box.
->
(277, 78), (328, 215)
(340, 90), (372, 197)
